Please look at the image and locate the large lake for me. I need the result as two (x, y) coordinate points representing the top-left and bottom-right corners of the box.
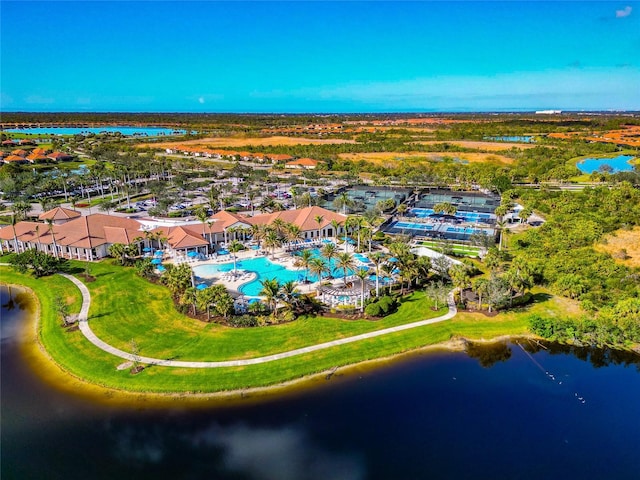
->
(2, 126), (185, 136)
(2, 285), (640, 479)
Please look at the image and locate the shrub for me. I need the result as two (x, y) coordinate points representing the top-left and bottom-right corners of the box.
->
(365, 302), (382, 316)
(228, 315), (258, 327)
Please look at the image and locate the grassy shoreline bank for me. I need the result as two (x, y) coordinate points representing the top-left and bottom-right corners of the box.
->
(2, 263), (583, 406)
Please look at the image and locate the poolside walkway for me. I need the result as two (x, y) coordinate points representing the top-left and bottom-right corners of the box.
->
(59, 273), (457, 369)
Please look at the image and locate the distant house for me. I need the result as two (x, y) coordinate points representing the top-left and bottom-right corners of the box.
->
(47, 151), (74, 161)
(26, 153), (49, 163)
(285, 158), (319, 170)
(247, 206), (346, 240)
(3, 155), (28, 164)
(11, 149), (28, 157)
(1, 139), (18, 146)
(267, 153), (293, 163)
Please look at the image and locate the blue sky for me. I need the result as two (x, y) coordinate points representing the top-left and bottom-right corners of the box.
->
(1, 1), (639, 112)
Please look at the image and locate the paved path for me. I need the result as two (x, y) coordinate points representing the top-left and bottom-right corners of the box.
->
(60, 273), (457, 368)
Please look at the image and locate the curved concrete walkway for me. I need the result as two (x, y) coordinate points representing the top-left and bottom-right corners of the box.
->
(59, 273), (457, 368)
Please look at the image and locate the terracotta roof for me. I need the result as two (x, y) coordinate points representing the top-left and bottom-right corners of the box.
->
(248, 206), (346, 232)
(152, 225), (209, 249)
(1, 140), (17, 145)
(3, 155), (28, 162)
(11, 149), (27, 156)
(47, 151), (73, 160)
(32, 148), (49, 155)
(285, 158), (319, 167)
(267, 154), (294, 161)
(26, 153), (49, 162)
(208, 210), (253, 233)
(39, 206), (81, 221)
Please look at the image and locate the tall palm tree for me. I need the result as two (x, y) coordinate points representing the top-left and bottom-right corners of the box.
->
(250, 223), (265, 250)
(369, 252), (387, 297)
(293, 249), (314, 283)
(45, 218), (58, 259)
(314, 214), (324, 239)
(355, 268), (369, 312)
(259, 278), (281, 318)
(309, 257), (329, 284)
(228, 240), (243, 274)
(320, 242), (338, 277)
(336, 252), (355, 286)
(285, 223), (303, 249)
(330, 219), (342, 242)
(279, 280), (300, 312)
(10, 214), (19, 253)
(496, 220), (507, 251)
(263, 228), (281, 259)
(34, 225), (41, 252)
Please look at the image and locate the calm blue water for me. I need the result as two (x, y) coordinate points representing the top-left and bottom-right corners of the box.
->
(2, 286), (640, 479)
(194, 249), (363, 296)
(3, 126), (185, 136)
(577, 155), (635, 174)
(484, 135), (534, 143)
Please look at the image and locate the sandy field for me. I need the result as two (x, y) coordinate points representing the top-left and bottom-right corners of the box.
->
(412, 140), (536, 151)
(145, 135), (356, 149)
(338, 151), (513, 165)
(549, 126), (640, 148)
(595, 226), (640, 268)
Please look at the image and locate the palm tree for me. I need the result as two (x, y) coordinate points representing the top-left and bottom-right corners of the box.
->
(330, 219), (342, 242)
(314, 214), (324, 239)
(333, 191), (352, 215)
(285, 223), (303, 249)
(195, 206), (209, 245)
(45, 218), (59, 259)
(496, 220), (507, 251)
(293, 248), (314, 283)
(259, 278), (281, 318)
(355, 268), (369, 312)
(34, 225), (41, 252)
(369, 252), (387, 297)
(279, 280), (300, 312)
(320, 242), (338, 277)
(228, 240), (244, 274)
(263, 228), (281, 259)
(181, 287), (199, 315)
(10, 214), (19, 253)
(472, 277), (489, 310)
(336, 252), (355, 286)
(309, 257), (330, 284)
(250, 223), (265, 250)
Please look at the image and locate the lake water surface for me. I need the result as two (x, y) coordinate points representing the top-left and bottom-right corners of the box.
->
(2, 285), (640, 479)
(577, 155), (635, 174)
(3, 126), (185, 136)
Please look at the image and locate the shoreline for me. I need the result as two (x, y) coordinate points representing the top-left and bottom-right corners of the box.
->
(8, 282), (536, 409)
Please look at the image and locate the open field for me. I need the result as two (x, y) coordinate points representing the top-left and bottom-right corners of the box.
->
(416, 240), (482, 257)
(550, 125), (640, 148)
(412, 140), (536, 150)
(338, 151), (513, 165)
(143, 135), (356, 149)
(595, 226), (640, 268)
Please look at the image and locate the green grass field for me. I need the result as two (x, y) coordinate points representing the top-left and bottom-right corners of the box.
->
(0, 260), (578, 395)
(416, 240), (482, 257)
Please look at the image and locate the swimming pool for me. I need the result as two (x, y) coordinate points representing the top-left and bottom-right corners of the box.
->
(193, 249), (355, 297)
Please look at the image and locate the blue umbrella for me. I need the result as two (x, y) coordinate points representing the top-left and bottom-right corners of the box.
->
(388, 257), (398, 263)
(157, 265), (166, 272)
(248, 298), (260, 304)
(154, 250), (164, 257)
(151, 258), (162, 265)
(218, 249), (229, 255)
(187, 251), (198, 258)
(196, 283), (207, 290)
(142, 247), (152, 252)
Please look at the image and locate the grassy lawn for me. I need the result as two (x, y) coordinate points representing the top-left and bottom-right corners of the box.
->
(0, 261), (573, 394)
(417, 240), (481, 257)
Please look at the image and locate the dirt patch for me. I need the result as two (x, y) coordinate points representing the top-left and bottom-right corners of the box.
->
(595, 226), (640, 268)
(142, 135), (356, 149)
(338, 151), (513, 165)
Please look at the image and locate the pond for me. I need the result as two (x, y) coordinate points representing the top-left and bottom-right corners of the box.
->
(2, 126), (186, 136)
(576, 155), (635, 174)
(484, 135), (534, 143)
(2, 285), (640, 479)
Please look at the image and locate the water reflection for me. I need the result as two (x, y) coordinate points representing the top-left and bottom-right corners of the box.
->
(465, 340), (513, 368)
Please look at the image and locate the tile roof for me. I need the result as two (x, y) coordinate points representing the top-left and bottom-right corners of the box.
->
(39, 206), (82, 221)
(248, 206), (346, 232)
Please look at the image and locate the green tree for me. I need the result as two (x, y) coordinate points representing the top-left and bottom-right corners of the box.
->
(336, 252), (355, 286)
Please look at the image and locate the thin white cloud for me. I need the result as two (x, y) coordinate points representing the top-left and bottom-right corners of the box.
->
(198, 96), (205, 104)
(616, 6), (632, 18)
